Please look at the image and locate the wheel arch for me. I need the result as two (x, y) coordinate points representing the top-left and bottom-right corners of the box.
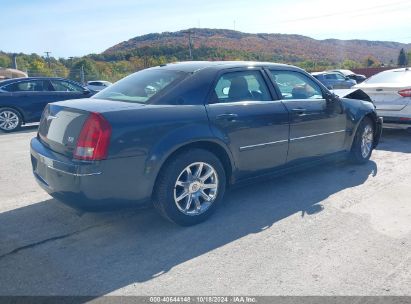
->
(0, 106), (26, 124)
(151, 140), (235, 199)
(350, 110), (380, 150)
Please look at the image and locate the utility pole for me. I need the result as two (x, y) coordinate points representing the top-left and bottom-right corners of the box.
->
(44, 51), (51, 69)
(80, 65), (85, 85)
(12, 54), (18, 70)
(183, 30), (194, 60)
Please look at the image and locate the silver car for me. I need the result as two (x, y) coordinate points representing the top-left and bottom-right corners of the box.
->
(87, 80), (112, 92)
(354, 68), (411, 129)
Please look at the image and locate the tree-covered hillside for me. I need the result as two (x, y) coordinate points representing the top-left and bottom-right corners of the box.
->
(1, 28), (411, 83)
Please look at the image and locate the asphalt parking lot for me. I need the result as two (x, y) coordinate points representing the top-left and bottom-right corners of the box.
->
(0, 127), (410, 296)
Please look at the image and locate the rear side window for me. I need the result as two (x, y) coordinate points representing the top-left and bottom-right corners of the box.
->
(3, 80), (51, 92)
(212, 70), (271, 103)
(270, 70), (323, 100)
(51, 80), (84, 92)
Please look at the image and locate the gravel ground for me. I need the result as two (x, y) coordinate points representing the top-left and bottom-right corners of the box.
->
(0, 127), (410, 296)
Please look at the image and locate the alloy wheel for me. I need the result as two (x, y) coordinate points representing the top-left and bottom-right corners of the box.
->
(0, 111), (20, 131)
(361, 125), (373, 158)
(173, 162), (219, 216)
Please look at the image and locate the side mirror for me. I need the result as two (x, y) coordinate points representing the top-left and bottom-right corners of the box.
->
(345, 76), (350, 81)
(325, 92), (343, 114)
(83, 88), (91, 94)
(326, 85), (333, 90)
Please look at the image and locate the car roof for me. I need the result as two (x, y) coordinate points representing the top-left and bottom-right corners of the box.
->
(312, 71), (339, 76)
(149, 61), (300, 73)
(0, 77), (70, 86)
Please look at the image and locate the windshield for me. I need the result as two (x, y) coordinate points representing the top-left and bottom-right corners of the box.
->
(93, 69), (186, 103)
(364, 69), (411, 85)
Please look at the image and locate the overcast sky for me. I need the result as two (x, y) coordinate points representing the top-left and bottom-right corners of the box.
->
(1, 0), (411, 58)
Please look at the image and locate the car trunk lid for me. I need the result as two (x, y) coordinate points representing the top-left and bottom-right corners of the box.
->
(357, 83), (410, 111)
(38, 98), (145, 157)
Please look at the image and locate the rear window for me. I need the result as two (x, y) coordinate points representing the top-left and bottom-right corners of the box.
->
(93, 69), (186, 104)
(364, 69), (411, 85)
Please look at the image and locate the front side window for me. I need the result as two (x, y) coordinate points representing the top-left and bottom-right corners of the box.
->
(335, 74), (346, 80)
(212, 70), (271, 103)
(94, 69), (186, 104)
(270, 70), (323, 100)
(51, 80), (84, 92)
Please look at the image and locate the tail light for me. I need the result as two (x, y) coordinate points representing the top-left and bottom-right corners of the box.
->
(74, 112), (112, 161)
(398, 89), (411, 97)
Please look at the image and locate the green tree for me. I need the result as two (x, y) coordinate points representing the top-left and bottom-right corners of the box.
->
(341, 59), (361, 69)
(0, 54), (12, 68)
(69, 59), (99, 83)
(363, 55), (380, 68)
(398, 48), (408, 67)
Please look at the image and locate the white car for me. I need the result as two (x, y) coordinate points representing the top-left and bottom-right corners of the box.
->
(354, 68), (411, 129)
(87, 80), (112, 92)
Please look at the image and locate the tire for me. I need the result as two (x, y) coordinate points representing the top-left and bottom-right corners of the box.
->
(153, 149), (226, 226)
(0, 108), (23, 132)
(350, 117), (374, 164)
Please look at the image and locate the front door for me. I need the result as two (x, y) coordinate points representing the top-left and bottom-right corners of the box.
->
(268, 69), (347, 162)
(206, 68), (289, 178)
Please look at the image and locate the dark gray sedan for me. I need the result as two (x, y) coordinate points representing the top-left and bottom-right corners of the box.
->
(30, 61), (382, 226)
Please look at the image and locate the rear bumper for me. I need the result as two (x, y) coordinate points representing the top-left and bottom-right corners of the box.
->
(381, 116), (411, 129)
(30, 137), (152, 211)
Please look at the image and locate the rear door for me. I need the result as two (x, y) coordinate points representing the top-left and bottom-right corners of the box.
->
(268, 69), (347, 162)
(206, 68), (289, 178)
(6, 80), (57, 122)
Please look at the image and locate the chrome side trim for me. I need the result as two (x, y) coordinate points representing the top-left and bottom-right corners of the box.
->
(46, 165), (102, 177)
(240, 139), (288, 151)
(35, 153), (102, 177)
(290, 130), (346, 141)
(239, 130), (346, 151)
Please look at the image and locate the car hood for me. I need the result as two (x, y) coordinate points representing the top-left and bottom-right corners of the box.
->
(332, 89), (372, 103)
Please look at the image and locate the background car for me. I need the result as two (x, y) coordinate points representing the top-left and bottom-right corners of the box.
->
(0, 77), (94, 132)
(311, 71), (357, 89)
(30, 61), (382, 226)
(87, 80), (112, 92)
(354, 67), (411, 129)
(330, 69), (367, 84)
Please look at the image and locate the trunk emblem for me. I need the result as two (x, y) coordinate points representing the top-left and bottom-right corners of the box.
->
(67, 136), (74, 143)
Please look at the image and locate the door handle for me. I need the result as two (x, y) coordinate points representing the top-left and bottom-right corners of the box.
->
(291, 108), (307, 116)
(216, 113), (238, 121)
